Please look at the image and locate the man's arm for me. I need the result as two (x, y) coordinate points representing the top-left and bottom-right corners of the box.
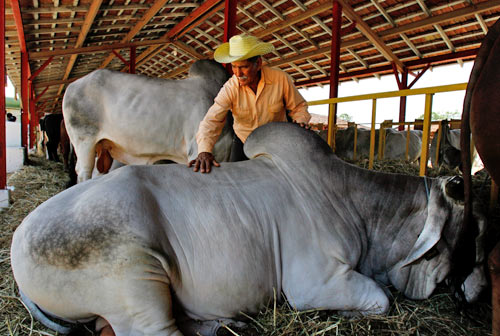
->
(190, 86), (232, 173)
(282, 72), (311, 125)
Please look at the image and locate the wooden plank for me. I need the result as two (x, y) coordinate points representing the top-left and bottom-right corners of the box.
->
(30, 38), (170, 59)
(336, 0), (405, 72)
(99, 0), (172, 69)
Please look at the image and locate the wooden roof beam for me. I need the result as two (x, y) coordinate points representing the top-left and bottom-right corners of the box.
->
(162, 1), (335, 79)
(475, 13), (488, 34)
(98, 0), (171, 69)
(401, 33), (422, 58)
(380, 0), (500, 38)
(270, 1), (500, 69)
(10, 0), (26, 53)
(30, 38), (170, 59)
(370, 0), (396, 27)
(37, 77), (78, 87)
(296, 48), (478, 87)
(434, 24), (455, 52)
(254, 1), (333, 38)
(56, 0), (103, 97)
(336, 0), (405, 72)
(133, 0), (223, 70)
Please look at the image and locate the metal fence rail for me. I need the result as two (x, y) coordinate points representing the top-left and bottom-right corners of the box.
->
(308, 82), (467, 176)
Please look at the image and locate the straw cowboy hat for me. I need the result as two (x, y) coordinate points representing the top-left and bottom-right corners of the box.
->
(214, 34), (275, 63)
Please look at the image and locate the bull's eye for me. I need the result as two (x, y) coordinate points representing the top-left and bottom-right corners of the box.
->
(423, 246), (440, 260)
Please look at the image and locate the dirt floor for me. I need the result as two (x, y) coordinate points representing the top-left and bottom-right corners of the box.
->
(0, 155), (497, 336)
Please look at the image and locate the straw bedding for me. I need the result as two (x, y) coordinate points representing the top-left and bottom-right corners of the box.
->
(0, 155), (496, 336)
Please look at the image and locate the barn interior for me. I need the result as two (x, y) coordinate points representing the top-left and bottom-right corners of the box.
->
(1, 0), (500, 335)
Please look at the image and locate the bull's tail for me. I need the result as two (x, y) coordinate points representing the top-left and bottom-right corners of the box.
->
(455, 19), (500, 304)
(19, 290), (75, 334)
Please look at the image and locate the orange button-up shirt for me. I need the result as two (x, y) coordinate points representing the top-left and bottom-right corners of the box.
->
(196, 65), (311, 154)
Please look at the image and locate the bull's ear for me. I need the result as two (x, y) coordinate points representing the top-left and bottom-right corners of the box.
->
(401, 188), (448, 267)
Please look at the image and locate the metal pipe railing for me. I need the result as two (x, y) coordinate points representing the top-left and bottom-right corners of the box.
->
(308, 82), (467, 176)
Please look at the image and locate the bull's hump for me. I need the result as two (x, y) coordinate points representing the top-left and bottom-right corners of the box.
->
(244, 122), (333, 162)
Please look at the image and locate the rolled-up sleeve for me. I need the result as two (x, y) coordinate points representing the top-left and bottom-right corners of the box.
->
(196, 85), (232, 154)
(283, 73), (311, 124)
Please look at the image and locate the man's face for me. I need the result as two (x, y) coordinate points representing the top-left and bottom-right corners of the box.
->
(231, 58), (262, 87)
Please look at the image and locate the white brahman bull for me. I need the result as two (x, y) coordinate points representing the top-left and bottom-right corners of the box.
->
(11, 123), (486, 336)
(62, 60), (233, 183)
(383, 128), (422, 162)
(430, 122), (483, 174)
(321, 126), (422, 162)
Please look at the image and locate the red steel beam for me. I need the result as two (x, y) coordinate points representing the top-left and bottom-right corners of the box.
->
(12, 0), (32, 149)
(10, 0), (26, 53)
(112, 50), (129, 66)
(21, 52), (29, 148)
(296, 48), (479, 88)
(34, 86), (49, 103)
(29, 84), (36, 148)
(405, 48), (477, 67)
(29, 56), (54, 81)
(168, 0), (222, 39)
(129, 46), (136, 74)
(328, 1), (342, 129)
(398, 67), (408, 130)
(0, 0), (6, 189)
(223, 0), (238, 42)
(223, 0), (238, 74)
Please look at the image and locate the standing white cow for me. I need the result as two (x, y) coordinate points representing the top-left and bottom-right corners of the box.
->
(430, 122), (483, 174)
(321, 126), (422, 162)
(11, 123), (486, 336)
(383, 128), (423, 162)
(62, 60), (233, 182)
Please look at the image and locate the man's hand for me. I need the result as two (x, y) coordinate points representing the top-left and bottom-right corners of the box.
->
(188, 152), (220, 173)
(293, 120), (311, 130)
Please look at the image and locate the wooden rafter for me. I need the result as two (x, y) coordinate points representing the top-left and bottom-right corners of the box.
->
(336, 0), (405, 72)
(98, 0), (171, 69)
(133, 0), (224, 70)
(56, 0), (103, 97)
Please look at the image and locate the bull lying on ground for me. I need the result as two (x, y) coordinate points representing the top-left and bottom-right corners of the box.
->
(62, 59), (233, 183)
(11, 123), (486, 336)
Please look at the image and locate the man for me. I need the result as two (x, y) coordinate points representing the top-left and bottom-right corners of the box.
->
(189, 34), (311, 173)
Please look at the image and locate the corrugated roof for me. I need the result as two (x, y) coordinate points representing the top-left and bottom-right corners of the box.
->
(5, 0), (500, 115)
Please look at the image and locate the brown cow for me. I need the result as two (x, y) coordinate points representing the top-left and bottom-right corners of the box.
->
(461, 18), (500, 336)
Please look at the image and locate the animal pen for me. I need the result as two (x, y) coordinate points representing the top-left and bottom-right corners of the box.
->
(1, 0), (500, 335)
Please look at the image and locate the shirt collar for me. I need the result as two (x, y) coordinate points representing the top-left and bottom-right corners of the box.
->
(260, 66), (272, 85)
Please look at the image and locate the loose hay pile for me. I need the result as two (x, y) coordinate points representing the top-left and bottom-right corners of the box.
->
(0, 155), (496, 336)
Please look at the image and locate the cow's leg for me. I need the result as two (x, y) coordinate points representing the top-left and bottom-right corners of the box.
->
(46, 140), (56, 161)
(489, 241), (500, 336)
(74, 140), (97, 182)
(285, 267), (389, 316)
(91, 249), (184, 336)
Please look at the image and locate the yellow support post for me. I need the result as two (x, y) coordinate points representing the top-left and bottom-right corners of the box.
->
(378, 121), (387, 160)
(353, 124), (358, 160)
(327, 103), (337, 148)
(369, 99), (377, 169)
(405, 124), (410, 161)
(420, 93), (434, 176)
(434, 122), (443, 167)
